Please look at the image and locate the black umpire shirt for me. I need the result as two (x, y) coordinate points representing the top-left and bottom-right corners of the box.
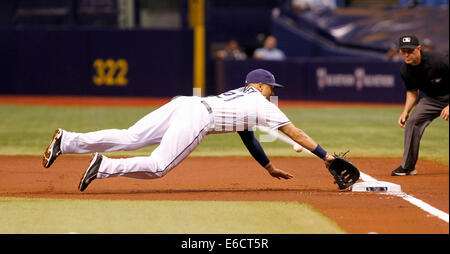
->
(400, 50), (449, 97)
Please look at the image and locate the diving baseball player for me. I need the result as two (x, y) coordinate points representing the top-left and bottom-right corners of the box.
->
(43, 69), (335, 191)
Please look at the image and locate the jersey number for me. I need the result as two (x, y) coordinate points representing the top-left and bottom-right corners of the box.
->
(216, 87), (256, 102)
(216, 92), (243, 102)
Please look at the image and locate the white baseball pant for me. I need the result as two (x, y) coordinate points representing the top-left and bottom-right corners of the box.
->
(60, 96), (214, 179)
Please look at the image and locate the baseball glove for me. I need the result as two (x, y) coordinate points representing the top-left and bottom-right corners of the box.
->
(327, 151), (360, 190)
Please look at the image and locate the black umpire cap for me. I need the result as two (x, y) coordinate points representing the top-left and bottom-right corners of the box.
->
(398, 35), (420, 49)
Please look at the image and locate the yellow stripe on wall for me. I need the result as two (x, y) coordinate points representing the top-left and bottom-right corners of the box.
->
(189, 0), (205, 96)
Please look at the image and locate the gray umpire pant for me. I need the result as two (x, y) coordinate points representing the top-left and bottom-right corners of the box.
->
(402, 94), (449, 169)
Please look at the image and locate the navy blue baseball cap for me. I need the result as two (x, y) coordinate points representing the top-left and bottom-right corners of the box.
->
(245, 69), (284, 88)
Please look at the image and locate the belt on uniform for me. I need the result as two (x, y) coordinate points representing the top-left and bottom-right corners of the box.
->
(201, 101), (212, 114)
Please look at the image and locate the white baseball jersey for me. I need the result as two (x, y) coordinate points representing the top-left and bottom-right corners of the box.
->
(60, 87), (290, 181)
(203, 86), (291, 133)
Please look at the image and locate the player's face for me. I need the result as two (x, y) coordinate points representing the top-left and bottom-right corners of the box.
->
(400, 46), (421, 65)
(260, 84), (275, 99)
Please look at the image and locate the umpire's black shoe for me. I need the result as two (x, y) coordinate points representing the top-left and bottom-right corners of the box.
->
(42, 128), (63, 168)
(79, 153), (103, 192)
(391, 166), (417, 176)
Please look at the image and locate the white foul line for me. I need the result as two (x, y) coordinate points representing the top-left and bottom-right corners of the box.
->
(361, 172), (449, 224)
(399, 194), (449, 223)
(256, 127), (449, 224)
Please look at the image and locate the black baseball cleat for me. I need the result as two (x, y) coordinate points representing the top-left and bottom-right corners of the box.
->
(79, 153), (103, 192)
(391, 166), (417, 176)
(42, 128), (63, 168)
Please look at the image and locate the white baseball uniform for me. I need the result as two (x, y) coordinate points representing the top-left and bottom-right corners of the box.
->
(60, 86), (290, 179)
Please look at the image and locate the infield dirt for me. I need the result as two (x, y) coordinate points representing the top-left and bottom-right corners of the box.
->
(0, 155), (448, 234)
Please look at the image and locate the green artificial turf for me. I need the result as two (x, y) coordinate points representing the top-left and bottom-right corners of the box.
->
(0, 197), (346, 234)
(0, 104), (448, 164)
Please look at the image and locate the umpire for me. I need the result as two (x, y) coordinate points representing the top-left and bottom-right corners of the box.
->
(392, 34), (449, 176)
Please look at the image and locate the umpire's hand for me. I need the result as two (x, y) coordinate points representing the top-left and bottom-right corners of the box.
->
(441, 105), (449, 121)
(398, 111), (409, 128)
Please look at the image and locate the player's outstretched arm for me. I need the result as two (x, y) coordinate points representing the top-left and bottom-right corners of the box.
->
(279, 123), (334, 167)
(278, 124), (317, 151)
(279, 124), (360, 190)
(237, 130), (293, 179)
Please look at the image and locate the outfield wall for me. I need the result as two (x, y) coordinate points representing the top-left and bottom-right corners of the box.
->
(0, 28), (194, 97)
(215, 59), (405, 103)
(0, 28), (406, 102)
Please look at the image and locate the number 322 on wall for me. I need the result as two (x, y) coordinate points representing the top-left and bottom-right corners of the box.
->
(93, 58), (128, 86)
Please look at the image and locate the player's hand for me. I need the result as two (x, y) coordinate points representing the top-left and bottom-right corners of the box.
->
(264, 163), (293, 180)
(268, 168), (293, 180)
(440, 105), (449, 121)
(324, 154), (335, 168)
(398, 111), (409, 128)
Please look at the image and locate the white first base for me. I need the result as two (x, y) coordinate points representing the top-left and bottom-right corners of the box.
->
(350, 181), (402, 193)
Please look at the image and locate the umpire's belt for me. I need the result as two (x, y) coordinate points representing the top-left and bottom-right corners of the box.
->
(201, 101), (212, 114)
